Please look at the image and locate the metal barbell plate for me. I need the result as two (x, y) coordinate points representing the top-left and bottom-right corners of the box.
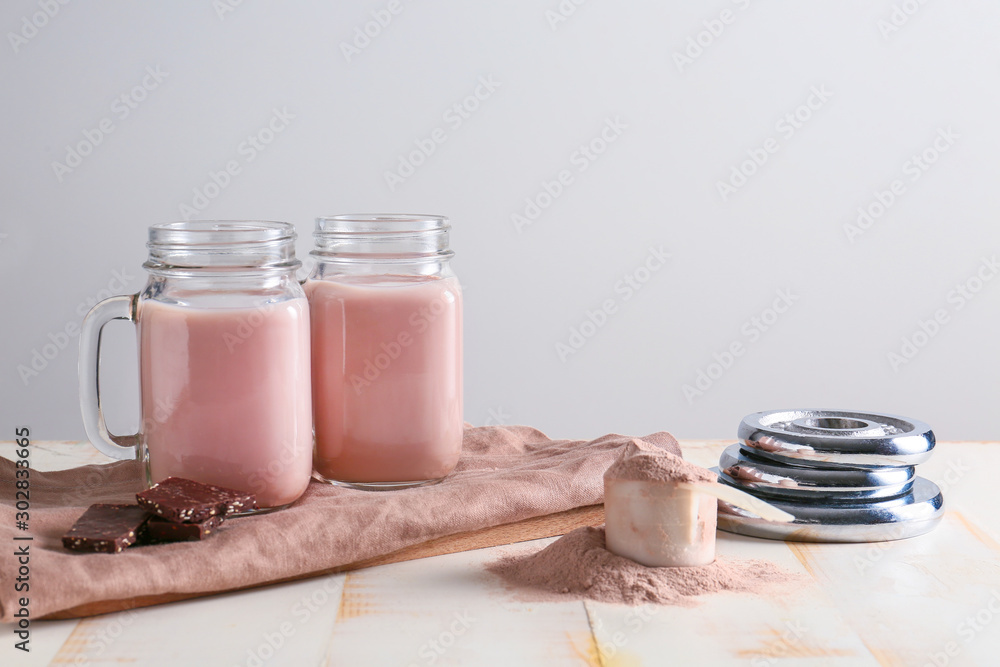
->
(739, 409), (935, 468)
(714, 474), (944, 543)
(717, 444), (915, 502)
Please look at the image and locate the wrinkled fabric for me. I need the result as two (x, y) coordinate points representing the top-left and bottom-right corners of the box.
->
(0, 425), (681, 621)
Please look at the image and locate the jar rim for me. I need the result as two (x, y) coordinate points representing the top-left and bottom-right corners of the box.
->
(149, 220), (295, 247)
(145, 220), (300, 274)
(315, 214), (448, 235)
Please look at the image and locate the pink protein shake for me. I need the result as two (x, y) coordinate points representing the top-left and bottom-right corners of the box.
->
(307, 275), (463, 484)
(138, 298), (313, 508)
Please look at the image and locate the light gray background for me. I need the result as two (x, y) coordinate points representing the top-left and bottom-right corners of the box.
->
(2, 1), (998, 443)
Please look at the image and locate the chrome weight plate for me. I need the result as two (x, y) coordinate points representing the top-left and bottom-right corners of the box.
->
(714, 475), (944, 543)
(717, 444), (915, 502)
(739, 409), (935, 468)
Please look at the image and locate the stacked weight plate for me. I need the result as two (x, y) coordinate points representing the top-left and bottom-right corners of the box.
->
(713, 409), (944, 543)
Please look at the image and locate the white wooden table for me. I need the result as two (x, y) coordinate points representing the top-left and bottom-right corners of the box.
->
(2, 440), (999, 667)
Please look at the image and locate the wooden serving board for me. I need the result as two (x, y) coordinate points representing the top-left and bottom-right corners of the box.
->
(42, 504), (605, 620)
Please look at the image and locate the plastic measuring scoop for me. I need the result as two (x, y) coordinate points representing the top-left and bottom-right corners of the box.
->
(604, 478), (793, 568)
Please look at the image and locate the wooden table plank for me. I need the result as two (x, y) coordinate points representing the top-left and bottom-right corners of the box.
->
(320, 539), (596, 667)
(586, 531), (883, 666)
(0, 440), (997, 667)
(47, 576), (348, 666)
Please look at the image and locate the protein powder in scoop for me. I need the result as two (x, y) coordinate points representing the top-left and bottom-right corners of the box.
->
(603, 440), (719, 567)
(603, 439), (793, 567)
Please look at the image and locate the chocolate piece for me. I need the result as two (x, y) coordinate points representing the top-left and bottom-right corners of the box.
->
(62, 504), (151, 554)
(137, 477), (255, 523)
(141, 515), (224, 544)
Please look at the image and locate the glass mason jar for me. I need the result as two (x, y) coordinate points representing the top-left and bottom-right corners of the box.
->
(306, 214), (463, 490)
(79, 221), (313, 511)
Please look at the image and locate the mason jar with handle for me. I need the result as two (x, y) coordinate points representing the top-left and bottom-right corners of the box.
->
(79, 221), (313, 511)
(307, 214), (463, 490)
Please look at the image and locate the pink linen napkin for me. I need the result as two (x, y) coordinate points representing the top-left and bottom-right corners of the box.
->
(0, 425), (682, 621)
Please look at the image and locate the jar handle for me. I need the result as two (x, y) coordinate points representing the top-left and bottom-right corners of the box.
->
(78, 294), (140, 460)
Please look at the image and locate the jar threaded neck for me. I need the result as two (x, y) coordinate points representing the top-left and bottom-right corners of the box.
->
(144, 220), (301, 275)
(312, 214), (452, 263)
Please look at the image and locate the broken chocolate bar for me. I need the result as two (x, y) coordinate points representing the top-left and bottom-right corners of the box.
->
(136, 477), (256, 523)
(141, 515), (224, 544)
(62, 504), (151, 554)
